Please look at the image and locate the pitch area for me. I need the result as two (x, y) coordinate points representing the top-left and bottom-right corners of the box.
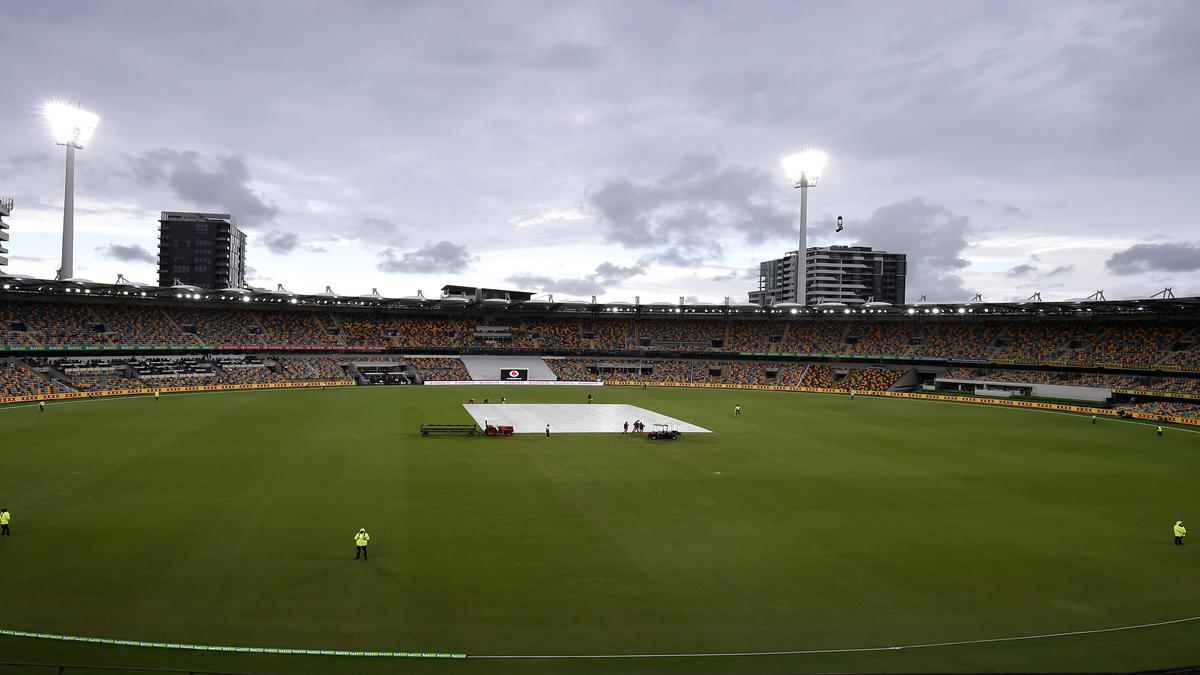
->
(2, 385), (1199, 674)
(463, 402), (712, 433)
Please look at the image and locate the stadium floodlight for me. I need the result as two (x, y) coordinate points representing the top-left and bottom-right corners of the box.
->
(781, 149), (828, 307)
(781, 150), (827, 188)
(44, 101), (100, 280)
(45, 102), (100, 148)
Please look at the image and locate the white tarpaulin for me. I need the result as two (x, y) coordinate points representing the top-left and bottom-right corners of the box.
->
(463, 403), (712, 434)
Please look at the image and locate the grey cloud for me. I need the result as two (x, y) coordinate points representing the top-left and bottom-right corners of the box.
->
(833, 197), (973, 302)
(0, 152), (51, 177)
(434, 40), (606, 71)
(10, 152), (50, 167)
(262, 230), (300, 255)
(0, 152), (51, 180)
(1001, 204), (1030, 220)
(688, 4), (1199, 178)
(709, 267), (758, 282)
(1007, 264), (1037, 278)
(507, 274), (604, 296)
(341, 218), (406, 247)
(508, 260), (645, 297)
(129, 149), (277, 224)
(377, 241), (474, 274)
(637, 247), (714, 268)
(589, 154), (794, 260)
(595, 261), (646, 282)
(5, 194), (58, 211)
(434, 47), (507, 67)
(1106, 242), (1200, 275)
(1046, 265), (1073, 277)
(524, 41), (607, 70)
(3, 3), (1197, 301)
(96, 244), (156, 264)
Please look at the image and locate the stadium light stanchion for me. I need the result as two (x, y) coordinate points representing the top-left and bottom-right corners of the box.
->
(45, 101), (100, 280)
(781, 150), (827, 306)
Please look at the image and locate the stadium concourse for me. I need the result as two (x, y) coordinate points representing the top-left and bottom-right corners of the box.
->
(1, 280), (1199, 421)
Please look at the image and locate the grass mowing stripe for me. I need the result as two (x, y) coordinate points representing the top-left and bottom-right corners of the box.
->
(0, 629), (465, 659)
(470, 614), (1200, 659)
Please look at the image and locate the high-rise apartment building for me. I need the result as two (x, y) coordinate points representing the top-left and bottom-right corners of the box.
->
(748, 245), (906, 306)
(157, 212), (246, 289)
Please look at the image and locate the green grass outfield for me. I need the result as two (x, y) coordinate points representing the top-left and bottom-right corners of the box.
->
(2, 385), (1199, 674)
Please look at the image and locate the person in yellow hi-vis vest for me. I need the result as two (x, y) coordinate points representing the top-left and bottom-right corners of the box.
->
(354, 528), (371, 560)
(1174, 521), (1186, 546)
(0, 508), (10, 537)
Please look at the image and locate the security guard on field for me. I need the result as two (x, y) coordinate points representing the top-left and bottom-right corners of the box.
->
(354, 528), (371, 560)
(1175, 521), (1187, 546)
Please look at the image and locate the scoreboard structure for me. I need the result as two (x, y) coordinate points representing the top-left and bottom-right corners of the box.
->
(500, 369), (528, 381)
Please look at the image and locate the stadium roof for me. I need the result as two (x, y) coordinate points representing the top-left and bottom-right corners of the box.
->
(1, 272), (1198, 318)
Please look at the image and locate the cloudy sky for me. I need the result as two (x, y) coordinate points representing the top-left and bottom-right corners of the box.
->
(2, 0), (1198, 302)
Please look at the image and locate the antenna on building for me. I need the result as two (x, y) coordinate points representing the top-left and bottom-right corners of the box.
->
(1084, 290), (1105, 301)
(548, 294), (554, 303)
(918, 294), (927, 303)
(417, 290), (426, 299)
(1149, 287), (1174, 300)
(971, 293), (983, 302)
(1025, 292), (1043, 302)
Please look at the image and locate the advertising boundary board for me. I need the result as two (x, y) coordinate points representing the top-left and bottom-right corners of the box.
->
(423, 380), (603, 386)
(1112, 388), (1200, 402)
(5, 379), (1195, 427)
(607, 381), (1200, 427)
(0, 380), (354, 406)
(0, 345), (388, 353)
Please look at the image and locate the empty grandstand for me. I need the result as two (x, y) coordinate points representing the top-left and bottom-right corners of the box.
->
(1, 276), (1197, 420)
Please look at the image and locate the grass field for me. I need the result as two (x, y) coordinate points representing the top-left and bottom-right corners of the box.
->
(2, 384), (1199, 674)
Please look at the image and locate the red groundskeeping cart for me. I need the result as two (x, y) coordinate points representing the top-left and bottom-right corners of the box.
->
(485, 423), (514, 437)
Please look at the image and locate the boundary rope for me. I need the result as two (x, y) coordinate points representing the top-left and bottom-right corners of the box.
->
(5, 614), (1200, 660)
(470, 614), (1200, 659)
(0, 629), (464, 659)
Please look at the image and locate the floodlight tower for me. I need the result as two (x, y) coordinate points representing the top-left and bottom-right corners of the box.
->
(44, 101), (100, 280)
(781, 150), (827, 306)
